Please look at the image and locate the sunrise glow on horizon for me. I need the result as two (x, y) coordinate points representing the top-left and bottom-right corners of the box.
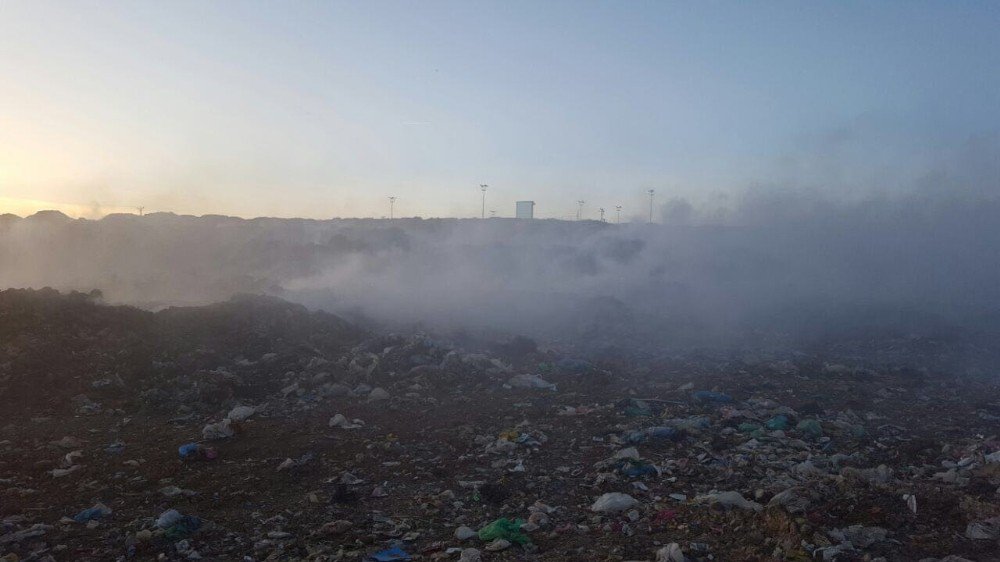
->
(3, 1), (999, 221)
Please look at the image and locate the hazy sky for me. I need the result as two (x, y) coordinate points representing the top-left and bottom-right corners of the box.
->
(2, 1), (999, 219)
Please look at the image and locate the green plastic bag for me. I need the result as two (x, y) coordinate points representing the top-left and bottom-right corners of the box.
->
(478, 517), (530, 545)
(765, 414), (790, 430)
(796, 419), (823, 439)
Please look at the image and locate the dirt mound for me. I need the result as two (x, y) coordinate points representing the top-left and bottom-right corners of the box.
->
(0, 289), (365, 417)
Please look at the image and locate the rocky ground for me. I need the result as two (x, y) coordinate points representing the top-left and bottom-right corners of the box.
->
(1, 288), (999, 561)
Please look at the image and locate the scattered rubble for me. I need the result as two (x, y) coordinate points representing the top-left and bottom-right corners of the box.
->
(0, 289), (998, 560)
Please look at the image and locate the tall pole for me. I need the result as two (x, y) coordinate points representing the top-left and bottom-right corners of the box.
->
(615, 205), (622, 224)
(388, 196), (396, 219)
(647, 189), (655, 223)
(480, 184), (488, 218)
(599, 208), (605, 222)
(577, 200), (585, 221)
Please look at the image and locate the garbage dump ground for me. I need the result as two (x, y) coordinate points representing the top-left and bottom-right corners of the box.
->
(1, 289), (999, 561)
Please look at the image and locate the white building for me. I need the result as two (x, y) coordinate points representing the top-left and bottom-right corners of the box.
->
(515, 200), (535, 219)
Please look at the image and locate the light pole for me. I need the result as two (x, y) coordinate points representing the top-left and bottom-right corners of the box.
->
(576, 200), (585, 221)
(480, 184), (488, 218)
(615, 205), (622, 224)
(388, 196), (396, 219)
(647, 189), (655, 223)
(599, 208), (606, 222)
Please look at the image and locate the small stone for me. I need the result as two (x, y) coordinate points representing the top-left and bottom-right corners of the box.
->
(329, 414), (363, 429)
(160, 485), (183, 497)
(459, 549), (482, 562)
(318, 520), (352, 536)
(455, 525), (477, 540)
(485, 538), (511, 551)
(267, 531), (292, 539)
(528, 511), (549, 527)
(656, 543), (685, 562)
(227, 405), (256, 422)
(368, 387), (391, 401)
(965, 517), (1000, 540)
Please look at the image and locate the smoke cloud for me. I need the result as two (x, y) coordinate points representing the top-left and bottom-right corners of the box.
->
(3, 134), (1000, 355)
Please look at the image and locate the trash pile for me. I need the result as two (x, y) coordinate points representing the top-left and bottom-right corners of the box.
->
(0, 288), (998, 561)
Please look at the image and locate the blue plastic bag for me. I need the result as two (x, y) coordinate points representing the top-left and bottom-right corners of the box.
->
(368, 547), (412, 562)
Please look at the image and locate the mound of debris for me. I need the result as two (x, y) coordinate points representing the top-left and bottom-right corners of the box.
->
(1, 289), (998, 561)
(0, 289), (364, 418)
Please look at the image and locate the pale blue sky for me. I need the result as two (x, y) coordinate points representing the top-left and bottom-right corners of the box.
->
(1, 1), (998, 219)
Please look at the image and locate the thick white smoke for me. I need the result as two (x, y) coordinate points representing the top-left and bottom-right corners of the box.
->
(3, 135), (1000, 351)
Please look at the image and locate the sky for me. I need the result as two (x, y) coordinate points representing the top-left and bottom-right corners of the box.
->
(1, 1), (999, 220)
